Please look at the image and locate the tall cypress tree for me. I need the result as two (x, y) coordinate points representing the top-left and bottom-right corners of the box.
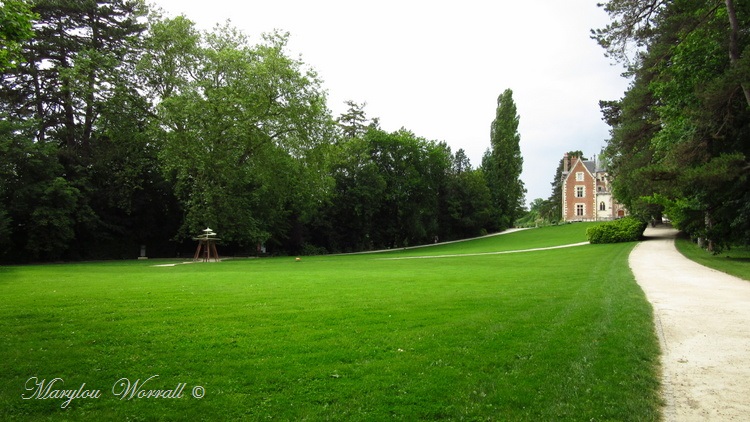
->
(482, 89), (526, 230)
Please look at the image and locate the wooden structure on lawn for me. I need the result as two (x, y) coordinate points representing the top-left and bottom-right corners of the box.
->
(193, 227), (221, 262)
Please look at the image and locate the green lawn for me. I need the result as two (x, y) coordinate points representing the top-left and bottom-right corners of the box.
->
(675, 236), (750, 281)
(0, 223), (661, 421)
(365, 223), (590, 258)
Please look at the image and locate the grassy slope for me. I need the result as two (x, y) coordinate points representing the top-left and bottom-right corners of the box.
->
(366, 223), (590, 257)
(0, 223), (661, 421)
(675, 236), (750, 281)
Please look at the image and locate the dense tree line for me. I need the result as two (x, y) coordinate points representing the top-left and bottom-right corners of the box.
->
(594, 0), (750, 251)
(0, 1), (525, 262)
(307, 109), (497, 253)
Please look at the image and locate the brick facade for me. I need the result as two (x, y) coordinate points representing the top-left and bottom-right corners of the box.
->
(561, 154), (626, 222)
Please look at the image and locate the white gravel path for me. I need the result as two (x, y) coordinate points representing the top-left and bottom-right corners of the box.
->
(629, 225), (750, 421)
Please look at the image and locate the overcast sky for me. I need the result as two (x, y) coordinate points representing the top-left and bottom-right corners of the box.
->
(150, 0), (630, 206)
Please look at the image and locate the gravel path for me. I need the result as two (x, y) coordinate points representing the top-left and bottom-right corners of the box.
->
(629, 226), (750, 421)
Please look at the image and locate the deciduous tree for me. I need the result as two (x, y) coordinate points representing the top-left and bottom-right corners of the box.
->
(150, 23), (334, 246)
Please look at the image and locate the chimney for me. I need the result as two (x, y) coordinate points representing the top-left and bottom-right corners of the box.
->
(563, 153), (569, 173)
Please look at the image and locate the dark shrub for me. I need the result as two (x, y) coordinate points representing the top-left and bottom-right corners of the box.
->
(587, 217), (648, 244)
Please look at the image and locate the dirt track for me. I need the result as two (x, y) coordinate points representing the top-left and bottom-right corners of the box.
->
(629, 226), (750, 421)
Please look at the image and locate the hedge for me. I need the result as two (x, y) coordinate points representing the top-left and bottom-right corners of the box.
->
(586, 217), (648, 244)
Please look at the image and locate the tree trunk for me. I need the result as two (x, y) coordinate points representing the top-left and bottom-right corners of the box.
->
(62, 74), (77, 149)
(30, 42), (46, 143)
(705, 211), (715, 253)
(726, 0), (750, 107)
(82, 8), (100, 152)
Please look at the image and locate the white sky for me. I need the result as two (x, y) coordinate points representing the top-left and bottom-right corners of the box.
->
(150, 0), (630, 206)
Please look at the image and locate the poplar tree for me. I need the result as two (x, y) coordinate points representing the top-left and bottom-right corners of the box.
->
(482, 89), (526, 230)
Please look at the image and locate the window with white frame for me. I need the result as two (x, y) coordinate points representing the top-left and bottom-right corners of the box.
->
(599, 201), (606, 211)
(576, 204), (585, 216)
(576, 186), (584, 198)
(576, 172), (584, 181)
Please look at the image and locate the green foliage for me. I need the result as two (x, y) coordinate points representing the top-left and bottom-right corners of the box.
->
(313, 128), (457, 251)
(482, 89), (526, 231)
(596, 0), (750, 247)
(336, 100), (368, 139)
(515, 199), (542, 228)
(591, 0), (666, 67)
(0, 0), (36, 70)
(515, 198), (564, 228)
(2, 0), (147, 148)
(0, 4), (531, 261)
(0, 0), (186, 262)
(25, 177), (81, 259)
(586, 217), (647, 244)
(0, 119), (85, 261)
(151, 23), (334, 246)
(311, 123), (500, 253)
(443, 168), (494, 238)
(137, 13), (200, 99)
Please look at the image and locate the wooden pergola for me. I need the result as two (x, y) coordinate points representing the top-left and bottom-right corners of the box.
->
(193, 227), (221, 262)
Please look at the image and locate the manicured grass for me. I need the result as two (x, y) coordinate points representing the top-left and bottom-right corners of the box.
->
(0, 224), (661, 421)
(675, 235), (750, 281)
(370, 223), (591, 257)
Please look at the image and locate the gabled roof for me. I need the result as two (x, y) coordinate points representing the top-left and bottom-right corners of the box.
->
(568, 158), (607, 176)
(563, 157), (595, 184)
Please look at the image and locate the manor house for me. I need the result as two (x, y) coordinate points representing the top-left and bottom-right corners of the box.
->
(561, 153), (626, 222)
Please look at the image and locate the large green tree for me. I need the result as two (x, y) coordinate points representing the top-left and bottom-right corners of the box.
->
(482, 88), (526, 230)
(148, 20), (334, 247)
(352, 128), (446, 249)
(0, 2), (540, 261)
(443, 166), (494, 239)
(0, 0), (174, 260)
(595, 0), (750, 249)
(3, 0), (147, 149)
(311, 123), (483, 253)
